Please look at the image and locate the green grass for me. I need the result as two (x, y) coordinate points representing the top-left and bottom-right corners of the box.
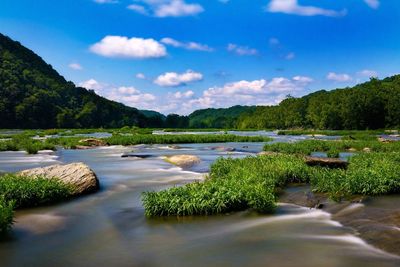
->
(0, 196), (14, 235)
(143, 150), (400, 216)
(0, 174), (74, 234)
(142, 154), (311, 216)
(0, 134), (56, 154)
(263, 139), (400, 157)
(106, 134), (272, 146)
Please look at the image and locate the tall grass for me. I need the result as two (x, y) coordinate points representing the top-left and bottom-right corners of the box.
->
(264, 139), (400, 157)
(0, 174), (74, 234)
(143, 151), (400, 216)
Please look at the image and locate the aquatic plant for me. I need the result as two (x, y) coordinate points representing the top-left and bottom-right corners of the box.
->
(0, 196), (14, 235)
(0, 174), (74, 208)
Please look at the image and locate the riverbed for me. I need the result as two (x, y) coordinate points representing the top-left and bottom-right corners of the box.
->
(0, 137), (399, 266)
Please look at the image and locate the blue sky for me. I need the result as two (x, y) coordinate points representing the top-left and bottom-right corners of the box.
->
(1, 0), (399, 114)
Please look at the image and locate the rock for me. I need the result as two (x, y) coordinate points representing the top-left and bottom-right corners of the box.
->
(347, 148), (357, 152)
(78, 138), (108, 147)
(121, 153), (153, 159)
(18, 163), (99, 195)
(305, 156), (348, 169)
(211, 146), (236, 152)
(363, 147), (371, 152)
(165, 155), (200, 168)
(378, 137), (395, 143)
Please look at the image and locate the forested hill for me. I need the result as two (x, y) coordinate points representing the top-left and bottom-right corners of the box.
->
(237, 75), (400, 130)
(188, 105), (256, 128)
(0, 33), (163, 129)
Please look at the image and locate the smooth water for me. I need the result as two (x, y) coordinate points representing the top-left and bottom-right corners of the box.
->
(0, 140), (399, 267)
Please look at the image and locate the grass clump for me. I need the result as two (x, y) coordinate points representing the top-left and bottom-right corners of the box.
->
(0, 197), (14, 235)
(0, 174), (74, 234)
(0, 134), (56, 154)
(264, 139), (400, 157)
(143, 154), (311, 216)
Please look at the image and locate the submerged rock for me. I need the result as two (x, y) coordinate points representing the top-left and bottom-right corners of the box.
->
(305, 156), (348, 169)
(165, 155), (200, 168)
(18, 163), (99, 195)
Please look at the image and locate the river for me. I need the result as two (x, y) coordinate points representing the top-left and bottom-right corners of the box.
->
(0, 132), (399, 267)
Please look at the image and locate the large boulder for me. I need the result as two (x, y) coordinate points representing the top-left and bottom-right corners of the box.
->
(165, 155), (200, 168)
(18, 163), (99, 195)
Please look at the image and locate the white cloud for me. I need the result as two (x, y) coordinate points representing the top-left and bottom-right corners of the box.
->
(227, 43), (258, 56)
(266, 0), (346, 17)
(364, 0), (380, 9)
(172, 90), (195, 99)
(285, 52), (295, 60)
(79, 78), (157, 109)
(90, 36), (167, 59)
(161, 37), (213, 52)
(94, 0), (118, 4)
(358, 69), (378, 77)
(127, 4), (148, 14)
(128, 0), (204, 17)
(136, 73), (146, 79)
(154, 70), (203, 87)
(79, 79), (107, 94)
(68, 63), (83, 70)
(327, 72), (352, 82)
(177, 76), (313, 113)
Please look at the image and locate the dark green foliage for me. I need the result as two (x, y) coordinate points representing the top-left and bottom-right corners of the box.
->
(0, 33), (153, 128)
(0, 196), (14, 234)
(188, 105), (256, 128)
(237, 76), (400, 130)
(0, 174), (74, 208)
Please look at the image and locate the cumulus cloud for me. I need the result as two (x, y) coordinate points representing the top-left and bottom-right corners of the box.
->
(358, 69), (378, 77)
(154, 70), (203, 87)
(79, 79), (157, 109)
(161, 37), (214, 52)
(79, 79), (106, 91)
(266, 0), (346, 17)
(90, 36), (167, 59)
(127, 4), (148, 14)
(128, 0), (204, 17)
(136, 73), (146, 79)
(364, 0), (380, 9)
(327, 72), (352, 82)
(227, 43), (258, 56)
(177, 76), (314, 113)
(68, 63), (83, 70)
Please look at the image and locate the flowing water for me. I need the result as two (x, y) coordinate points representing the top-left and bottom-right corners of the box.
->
(0, 135), (399, 267)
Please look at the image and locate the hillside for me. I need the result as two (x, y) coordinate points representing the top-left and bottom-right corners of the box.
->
(237, 75), (400, 129)
(0, 33), (163, 129)
(188, 105), (256, 128)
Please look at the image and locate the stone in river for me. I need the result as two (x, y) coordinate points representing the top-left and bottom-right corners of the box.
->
(18, 162), (99, 195)
(165, 155), (201, 168)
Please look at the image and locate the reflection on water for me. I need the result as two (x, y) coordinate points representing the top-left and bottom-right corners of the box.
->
(0, 137), (399, 267)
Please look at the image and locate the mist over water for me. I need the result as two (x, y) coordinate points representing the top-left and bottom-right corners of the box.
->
(0, 134), (399, 267)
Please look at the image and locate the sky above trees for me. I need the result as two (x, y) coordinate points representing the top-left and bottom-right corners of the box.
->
(1, 0), (399, 114)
